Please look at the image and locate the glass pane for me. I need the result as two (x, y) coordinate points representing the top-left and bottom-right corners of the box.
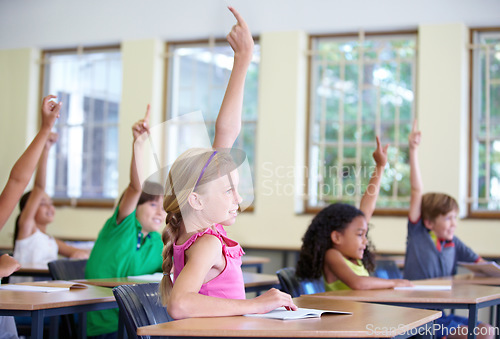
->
(343, 123), (358, 142)
(325, 121), (339, 142)
(43, 49), (121, 200)
(308, 34), (416, 210)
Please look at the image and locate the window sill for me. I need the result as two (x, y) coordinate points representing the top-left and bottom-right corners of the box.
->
(53, 199), (115, 208)
(303, 206), (409, 217)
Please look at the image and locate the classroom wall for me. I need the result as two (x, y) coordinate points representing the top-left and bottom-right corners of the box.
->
(0, 0), (499, 256)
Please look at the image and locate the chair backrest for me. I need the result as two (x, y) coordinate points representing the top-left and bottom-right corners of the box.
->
(373, 259), (403, 279)
(276, 267), (325, 298)
(47, 259), (87, 280)
(112, 283), (173, 339)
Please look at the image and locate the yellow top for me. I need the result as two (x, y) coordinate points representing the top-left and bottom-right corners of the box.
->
(324, 257), (369, 291)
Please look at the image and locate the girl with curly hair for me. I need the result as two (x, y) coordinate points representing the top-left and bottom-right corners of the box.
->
(296, 137), (412, 290)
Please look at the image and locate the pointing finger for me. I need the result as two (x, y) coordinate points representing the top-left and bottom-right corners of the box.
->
(375, 135), (381, 149)
(412, 119), (418, 132)
(228, 6), (247, 28)
(144, 104), (151, 121)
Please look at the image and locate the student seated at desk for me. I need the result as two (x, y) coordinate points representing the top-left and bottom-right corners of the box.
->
(159, 7), (297, 321)
(85, 106), (166, 339)
(404, 120), (493, 339)
(296, 137), (412, 291)
(0, 95), (61, 339)
(13, 131), (89, 272)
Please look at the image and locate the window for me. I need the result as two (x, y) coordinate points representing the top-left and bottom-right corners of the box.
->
(306, 32), (417, 212)
(165, 39), (260, 202)
(469, 29), (500, 216)
(41, 47), (122, 205)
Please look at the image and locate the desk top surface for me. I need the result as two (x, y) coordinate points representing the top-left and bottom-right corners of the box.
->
(74, 271), (278, 288)
(15, 263), (50, 274)
(241, 255), (271, 265)
(13, 255), (269, 274)
(0, 283), (114, 311)
(306, 283), (500, 304)
(449, 274), (500, 286)
(137, 297), (441, 338)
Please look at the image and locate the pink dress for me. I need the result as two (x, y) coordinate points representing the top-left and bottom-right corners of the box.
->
(173, 224), (246, 299)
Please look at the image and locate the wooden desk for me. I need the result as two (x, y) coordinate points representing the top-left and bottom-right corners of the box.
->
(241, 255), (270, 273)
(10, 263), (51, 278)
(74, 271), (279, 294)
(451, 275), (500, 286)
(0, 284), (116, 339)
(305, 284), (500, 339)
(137, 296), (441, 338)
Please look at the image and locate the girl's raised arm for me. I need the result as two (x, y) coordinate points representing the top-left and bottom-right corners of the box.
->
(359, 136), (388, 223)
(212, 7), (254, 149)
(0, 96), (60, 229)
(16, 133), (57, 240)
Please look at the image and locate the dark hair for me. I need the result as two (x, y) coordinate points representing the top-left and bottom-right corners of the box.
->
(138, 182), (165, 206)
(295, 203), (375, 280)
(117, 181), (165, 207)
(421, 192), (458, 222)
(13, 191), (31, 249)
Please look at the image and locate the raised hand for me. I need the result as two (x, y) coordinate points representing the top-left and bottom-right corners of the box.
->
(408, 119), (421, 150)
(226, 6), (254, 65)
(132, 104), (151, 141)
(372, 136), (389, 168)
(41, 95), (61, 130)
(392, 279), (413, 288)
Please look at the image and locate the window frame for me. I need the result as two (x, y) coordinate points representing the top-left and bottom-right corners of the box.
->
(40, 44), (121, 208)
(467, 27), (500, 219)
(304, 30), (418, 216)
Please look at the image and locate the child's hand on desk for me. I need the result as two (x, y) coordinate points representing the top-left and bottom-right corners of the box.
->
(69, 249), (90, 260)
(252, 288), (298, 313)
(392, 279), (413, 288)
(0, 254), (21, 278)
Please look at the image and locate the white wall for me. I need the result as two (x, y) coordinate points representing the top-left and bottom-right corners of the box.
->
(0, 0), (499, 256)
(1, 0), (499, 51)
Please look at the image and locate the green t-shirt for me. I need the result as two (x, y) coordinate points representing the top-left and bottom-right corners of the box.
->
(85, 206), (163, 336)
(324, 258), (369, 291)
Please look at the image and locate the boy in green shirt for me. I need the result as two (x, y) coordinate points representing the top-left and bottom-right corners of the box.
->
(85, 105), (166, 338)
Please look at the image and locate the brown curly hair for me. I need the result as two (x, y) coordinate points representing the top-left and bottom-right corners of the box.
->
(296, 203), (375, 280)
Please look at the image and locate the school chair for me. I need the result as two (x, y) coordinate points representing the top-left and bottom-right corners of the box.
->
(47, 258), (88, 280)
(373, 259), (403, 279)
(276, 267), (325, 298)
(47, 258), (88, 338)
(112, 282), (173, 339)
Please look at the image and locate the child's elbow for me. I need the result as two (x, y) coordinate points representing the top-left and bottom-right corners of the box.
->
(167, 294), (191, 320)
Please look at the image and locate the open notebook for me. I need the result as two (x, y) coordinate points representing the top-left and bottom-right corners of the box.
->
(127, 272), (165, 281)
(394, 285), (452, 291)
(244, 307), (352, 320)
(459, 261), (500, 277)
(0, 281), (87, 293)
